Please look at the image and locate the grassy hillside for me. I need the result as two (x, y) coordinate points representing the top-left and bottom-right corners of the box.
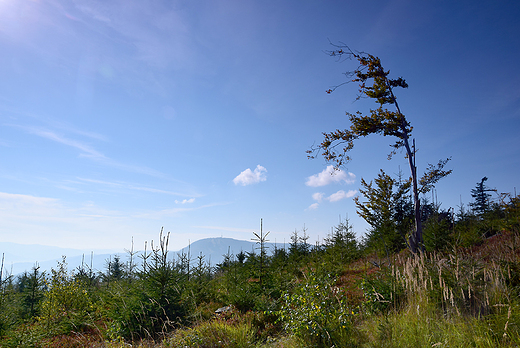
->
(0, 194), (519, 347)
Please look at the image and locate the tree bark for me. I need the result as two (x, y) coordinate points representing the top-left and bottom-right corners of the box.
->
(403, 136), (422, 252)
(390, 88), (423, 252)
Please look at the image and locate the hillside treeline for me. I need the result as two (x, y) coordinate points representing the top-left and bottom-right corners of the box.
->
(0, 179), (519, 347)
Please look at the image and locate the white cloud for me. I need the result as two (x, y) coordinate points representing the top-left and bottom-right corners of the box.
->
(305, 165), (355, 187)
(306, 189), (357, 210)
(233, 165), (267, 186)
(312, 192), (324, 202)
(175, 198), (195, 204)
(327, 190), (357, 202)
(307, 203), (319, 210)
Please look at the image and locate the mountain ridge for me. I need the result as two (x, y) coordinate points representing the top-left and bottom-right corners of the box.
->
(0, 237), (284, 276)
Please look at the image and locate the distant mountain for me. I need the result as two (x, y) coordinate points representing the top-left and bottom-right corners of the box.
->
(0, 238), (286, 277)
(176, 237), (283, 267)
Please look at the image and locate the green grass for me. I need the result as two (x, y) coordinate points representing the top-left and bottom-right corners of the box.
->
(163, 320), (255, 348)
(361, 298), (520, 348)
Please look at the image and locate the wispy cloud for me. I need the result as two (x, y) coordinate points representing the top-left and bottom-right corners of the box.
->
(28, 112), (109, 141)
(25, 127), (105, 159)
(233, 165), (267, 186)
(134, 202), (228, 219)
(0, 190), (144, 249)
(130, 186), (197, 197)
(74, 3), (112, 24)
(0, 192), (58, 207)
(72, 1), (193, 70)
(306, 165), (355, 187)
(51, 121), (108, 142)
(15, 125), (168, 178)
(76, 178), (199, 197)
(104, 161), (167, 179)
(77, 177), (123, 187)
(0, 191), (123, 222)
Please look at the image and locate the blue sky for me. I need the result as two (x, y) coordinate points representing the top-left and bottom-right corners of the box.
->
(1, 0), (519, 252)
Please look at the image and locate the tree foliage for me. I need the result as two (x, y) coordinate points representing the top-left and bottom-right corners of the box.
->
(16, 265), (46, 320)
(470, 177), (495, 216)
(308, 44), (451, 252)
(355, 170), (412, 253)
(322, 217), (360, 273)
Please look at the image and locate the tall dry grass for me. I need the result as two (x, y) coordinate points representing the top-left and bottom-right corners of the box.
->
(364, 231), (520, 347)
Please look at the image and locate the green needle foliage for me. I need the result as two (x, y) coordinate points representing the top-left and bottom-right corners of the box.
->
(471, 177), (496, 217)
(17, 264), (46, 320)
(104, 228), (187, 341)
(355, 170), (412, 254)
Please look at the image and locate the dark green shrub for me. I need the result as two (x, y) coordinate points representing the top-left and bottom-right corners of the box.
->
(16, 265), (46, 320)
(423, 211), (453, 251)
(104, 230), (187, 340)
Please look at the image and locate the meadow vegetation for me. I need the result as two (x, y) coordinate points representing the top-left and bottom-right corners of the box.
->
(0, 180), (519, 347)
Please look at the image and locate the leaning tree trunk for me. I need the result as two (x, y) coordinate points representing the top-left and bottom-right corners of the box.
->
(390, 88), (423, 253)
(403, 136), (423, 253)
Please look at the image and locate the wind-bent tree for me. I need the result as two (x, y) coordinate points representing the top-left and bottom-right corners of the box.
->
(308, 45), (451, 253)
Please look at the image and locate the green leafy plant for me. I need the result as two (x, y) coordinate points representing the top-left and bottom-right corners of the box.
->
(37, 257), (96, 336)
(279, 272), (358, 347)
